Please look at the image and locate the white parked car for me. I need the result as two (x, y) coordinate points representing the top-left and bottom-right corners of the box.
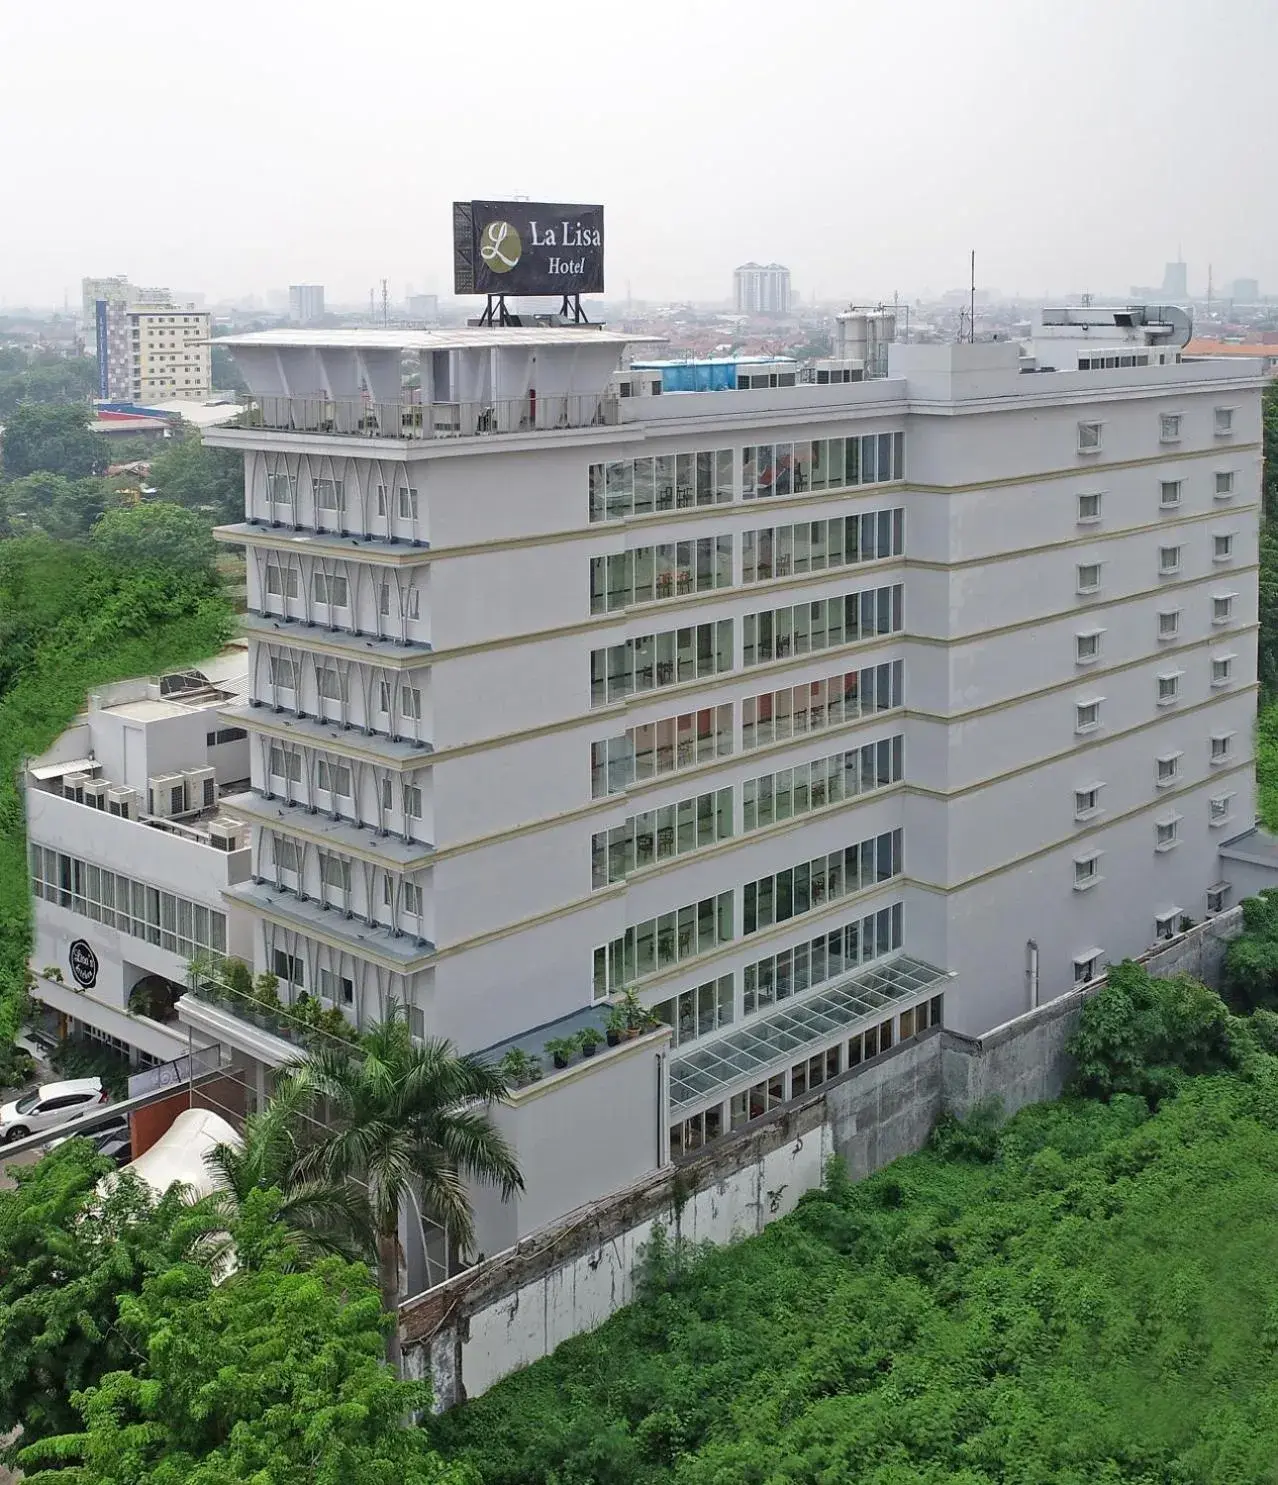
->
(0, 1078), (108, 1143)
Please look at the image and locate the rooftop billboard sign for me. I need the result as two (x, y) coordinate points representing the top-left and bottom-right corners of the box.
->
(453, 201), (605, 297)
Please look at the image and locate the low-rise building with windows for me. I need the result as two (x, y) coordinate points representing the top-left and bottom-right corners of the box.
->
(25, 650), (254, 1068)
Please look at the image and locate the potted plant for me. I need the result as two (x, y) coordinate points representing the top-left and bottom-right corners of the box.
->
(605, 1006), (627, 1046)
(640, 1007), (663, 1033)
(578, 1026), (603, 1058)
(498, 1047), (542, 1088)
(620, 987), (645, 1039)
(544, 1035), (579, 1071)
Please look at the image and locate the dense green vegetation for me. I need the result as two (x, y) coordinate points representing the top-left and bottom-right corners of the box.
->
(1, 1144), (470, 1483)
(0, 347), (97, 421)
(430, 966), (1278, 1484)
(0, 997), (517, 1478)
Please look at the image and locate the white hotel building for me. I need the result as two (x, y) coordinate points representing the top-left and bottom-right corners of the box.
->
(28, 310), (1263, 1253)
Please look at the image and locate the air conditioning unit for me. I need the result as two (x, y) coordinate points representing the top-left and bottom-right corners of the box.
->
(107, 786), (138, 820)
(207, 820), (242, 852)
(82, 780), (110, 810)
(148, 772), (188, 818)
(62, 772), (90, 802)
(184, 766), (217, 813)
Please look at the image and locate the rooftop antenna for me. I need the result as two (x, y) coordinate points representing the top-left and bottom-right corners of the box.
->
(381, 278), (389, 327)
(969, 249), (976, 344)
(369, 287), (375, 320)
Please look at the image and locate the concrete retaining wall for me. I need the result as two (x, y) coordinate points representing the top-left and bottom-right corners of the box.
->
(401, 908), (1245, 1407)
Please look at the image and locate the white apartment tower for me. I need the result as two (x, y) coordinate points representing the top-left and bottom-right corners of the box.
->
(192, 322), (1262, 1250)
(288, 285), (326, 324)
(734, 263), (792, 315)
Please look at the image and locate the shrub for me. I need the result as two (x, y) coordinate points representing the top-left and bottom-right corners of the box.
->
(1069, 959), (1236, 1107)
(1223, 888), (1278, 1012)
(929, 1096), (1005, 1162)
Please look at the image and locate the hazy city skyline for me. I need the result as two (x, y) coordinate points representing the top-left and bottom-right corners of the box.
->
(4, 0), (1275, 309)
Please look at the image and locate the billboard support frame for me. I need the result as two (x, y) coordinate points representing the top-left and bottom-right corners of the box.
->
(478, 292), (591, 328)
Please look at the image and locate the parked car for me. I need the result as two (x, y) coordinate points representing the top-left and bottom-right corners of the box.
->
(47, 1112), (131, 1162)
(0, 1078), (107, 1143)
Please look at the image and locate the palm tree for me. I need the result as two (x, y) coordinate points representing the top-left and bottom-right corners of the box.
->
(202, 1077), (371, 1270)
(275, 1000), (522, 1366)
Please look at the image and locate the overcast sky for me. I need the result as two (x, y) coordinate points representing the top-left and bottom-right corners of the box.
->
(4, 0), (1274, 309)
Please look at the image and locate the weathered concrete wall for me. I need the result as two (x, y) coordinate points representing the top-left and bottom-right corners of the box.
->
(401, 908), (1246, 1406)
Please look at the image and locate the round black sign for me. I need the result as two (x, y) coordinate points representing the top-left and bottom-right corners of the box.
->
(68, 940), (98, 989)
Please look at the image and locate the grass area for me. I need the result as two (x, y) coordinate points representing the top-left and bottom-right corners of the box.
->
(431, 1070), (1278, 1484)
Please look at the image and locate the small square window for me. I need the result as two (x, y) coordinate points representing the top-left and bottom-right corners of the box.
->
(1213, 533), (1235, 562)
(1075, 630), (1102, 664)
(1078, 421), (1103, 453)
(1211, 655), (1234, 687)
(1158, 545), (1181, 575)
(1154, 911), (1180, 941)
(1209, 794), (1233, 827)
(1210, 734), (1233, 764)
(1160, 413), (1182, 442)
(1074, 785), (1103, 820)
(1159, 480), (1182, 509)
(1073, 952), (1101, 985)
(1158, 609), (1180, 640)
(1077, 492), (1102, 523)
(1156, 753), (1181, 787)
(1076, 563), (1101, 594)
(1214, 407), (1234, 436)
(1075, 700), (1101, 733)
(1074, 855), (1101, 890)
(1212, 594), (1236, 625)
(1155, 818), (1180, 851)
(1215, 470), (1235, 497)
(1157, 672), (1181, 706)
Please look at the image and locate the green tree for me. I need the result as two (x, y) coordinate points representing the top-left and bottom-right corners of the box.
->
(0, 353), (97, 419)
(202, 1076), (371, 1268)
(281, 1002), (521, 1365)
(1223, 888), (1278, 1011)
(211, 340), (250, 397)
(1069, 958), (1237, 1105)
(90, 501), (217, 574)
(0, 1142), (222, 1462)
(19, 1191), (473, 1485)
(148, 431), (243, 523)
(1, 471), (118, 540)
(1, 402), (104, 480)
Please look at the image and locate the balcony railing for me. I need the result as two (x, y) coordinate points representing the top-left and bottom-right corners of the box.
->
(236, 393), (620, 440)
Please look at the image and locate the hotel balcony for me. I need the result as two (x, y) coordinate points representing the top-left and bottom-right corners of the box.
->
(235, 393), (619, 442)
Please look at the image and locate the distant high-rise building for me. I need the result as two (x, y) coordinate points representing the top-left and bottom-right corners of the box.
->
(734, 263), (791, 315)
(1162, 260), (1188, 300)
(288, 285), (326, 323)
(1231, 278), (1260, 302)
(81, 275), (169, 324)
(83, 275), (209, 402)
(408, 294), (439, 323)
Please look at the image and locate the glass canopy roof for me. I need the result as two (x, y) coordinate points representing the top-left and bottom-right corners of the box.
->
(669, 952), (952, 1111)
